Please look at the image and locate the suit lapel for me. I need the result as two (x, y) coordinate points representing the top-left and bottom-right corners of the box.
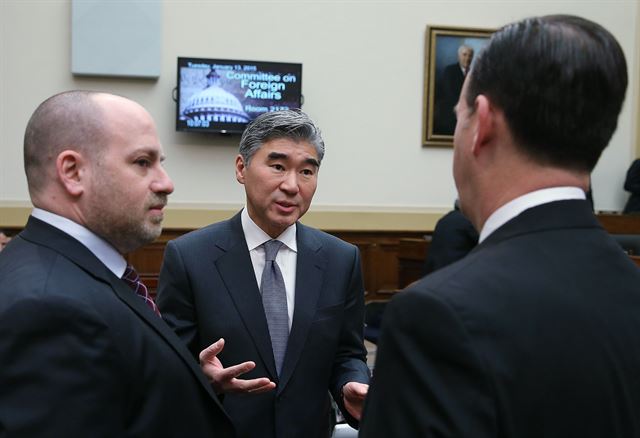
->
(277, 223), (325, 393)
(21, 217), (227, 412)
(213, 213), (279, 379)
(104, 275), (226, 406)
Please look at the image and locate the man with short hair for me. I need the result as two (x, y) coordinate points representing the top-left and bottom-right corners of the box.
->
(157, 109), (371, 438)
(361, 15), (640, 437)
(0, 91), (235, 436)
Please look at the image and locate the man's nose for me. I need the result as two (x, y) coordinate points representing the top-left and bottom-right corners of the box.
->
(152, 166), (175, 194)
(279, 171), (300, 194)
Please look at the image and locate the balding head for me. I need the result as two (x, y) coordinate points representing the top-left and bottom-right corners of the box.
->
(22, 90), (174, 254)
(24, 91), (109, 198)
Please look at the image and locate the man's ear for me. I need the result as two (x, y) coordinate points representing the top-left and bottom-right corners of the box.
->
(471, 95), (496, 156)
(56, 150), (86, 197)
(235, 154), (246, 184)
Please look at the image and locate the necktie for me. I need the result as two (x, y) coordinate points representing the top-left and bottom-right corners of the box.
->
(122, 264), (161, 317)
(260, 240), (289, 375)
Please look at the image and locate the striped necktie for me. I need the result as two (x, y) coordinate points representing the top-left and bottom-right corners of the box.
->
(260, 240), (289, 375)
(122, 264), (161, 317)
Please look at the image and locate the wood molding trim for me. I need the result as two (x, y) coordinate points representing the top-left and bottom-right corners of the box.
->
(4, 211), (638, 301)
(0, 204), (444, 231)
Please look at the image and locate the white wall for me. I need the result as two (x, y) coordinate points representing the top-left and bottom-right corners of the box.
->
(1, 0), (638, 214)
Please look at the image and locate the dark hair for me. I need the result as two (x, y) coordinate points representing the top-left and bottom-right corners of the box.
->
(238, 109), (325, 165)
(465, 15), (627, 172)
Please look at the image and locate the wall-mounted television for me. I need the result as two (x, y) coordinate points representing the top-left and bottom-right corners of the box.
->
(176, 57), (303, 134)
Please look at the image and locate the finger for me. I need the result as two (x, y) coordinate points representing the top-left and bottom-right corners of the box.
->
(343, 399), (363, 421)
(344, 392), (366, 403)
(343, 382), (368, 400)
(199, 338), (224, 363)
(241, 378), (276, 393)
(352, 384), (369, 398)
(247, 381), (277, 394)
(215, 361), (256, 381)
(225, 377), (275, 393)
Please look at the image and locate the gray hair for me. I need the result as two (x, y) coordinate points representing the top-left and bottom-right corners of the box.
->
(238, 109), (325, 165)
(458, 44), (474, 56)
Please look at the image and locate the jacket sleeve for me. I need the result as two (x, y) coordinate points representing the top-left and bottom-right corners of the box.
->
(0, 295), (127, 436)
(359, 288), (496, 437)
(329, 246), (371, 428)
(156, 239), (200, 358)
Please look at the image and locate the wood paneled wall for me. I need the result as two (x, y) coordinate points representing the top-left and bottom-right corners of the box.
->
(3, 213), (638, 301)
(125, 229), (428, 301)
(596, 213), (640, 234)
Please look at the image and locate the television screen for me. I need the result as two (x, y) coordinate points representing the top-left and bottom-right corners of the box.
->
(176, 57), (303, 134)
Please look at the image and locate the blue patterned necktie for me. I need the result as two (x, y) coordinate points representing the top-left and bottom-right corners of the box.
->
(122, 264), (161, 317)
(260, 240), (289, 375)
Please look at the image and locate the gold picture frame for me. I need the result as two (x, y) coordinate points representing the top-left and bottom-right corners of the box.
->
(422, 25), (494, 147)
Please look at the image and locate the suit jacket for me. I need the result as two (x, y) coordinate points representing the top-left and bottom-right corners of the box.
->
(157, 212), (370, 438)
(624, 158), (640, 214)
(434, 62), (466, 135)
(0, 217), (235, 437)
(360, 200), (640, 437)
(423, 208), (478, 275)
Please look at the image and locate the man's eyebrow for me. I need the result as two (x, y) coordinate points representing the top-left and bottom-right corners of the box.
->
(305, 158), (320, 168)
(267, 151), (319, 167)
(129, 147), (164, 161)
(267, 152), (288, 160)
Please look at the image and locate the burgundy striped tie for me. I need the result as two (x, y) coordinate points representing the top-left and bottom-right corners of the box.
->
(122, 264), (161, 317)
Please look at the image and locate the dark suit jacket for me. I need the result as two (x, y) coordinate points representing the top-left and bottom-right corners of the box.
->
(423, 209), (478, 275)
(434, 63), (466, 135)
(0, 217), (235, 437)
(360, 200), (640, 437)
(624, 158), (640, 214)
(157, 212), (370, 438)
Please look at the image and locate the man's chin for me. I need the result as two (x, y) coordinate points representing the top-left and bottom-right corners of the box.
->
(263, 216), (299, 237)
(145, 224), (163, 241)
(132, 222), (162, 247)
(274, 213), (300, 228)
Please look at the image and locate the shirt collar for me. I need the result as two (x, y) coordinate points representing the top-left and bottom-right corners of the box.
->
(241, 207), (297, 252)
(31, 208), (128, 277)
(479, 186), (586, 243)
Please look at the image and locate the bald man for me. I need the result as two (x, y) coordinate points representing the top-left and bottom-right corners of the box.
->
(0, 91), (234, 437)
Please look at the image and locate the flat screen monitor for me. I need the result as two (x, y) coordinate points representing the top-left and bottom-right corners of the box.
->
(176, 57), (303, 134)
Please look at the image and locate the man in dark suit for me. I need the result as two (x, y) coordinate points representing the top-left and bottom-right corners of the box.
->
(434, 44), (474, 135)
(361, 15), (640, 437)
(623, 158), (640, 213)
(0, 91), (235, 437)
(423, 199), (478, 275)
(157, 109), (371, 438)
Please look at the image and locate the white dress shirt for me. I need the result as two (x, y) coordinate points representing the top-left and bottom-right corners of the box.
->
(241, 208), (297, 329)
(31, 208), (127, 278)
(479, 187), (587, 243)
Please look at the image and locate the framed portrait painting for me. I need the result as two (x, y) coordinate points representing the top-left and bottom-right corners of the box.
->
(422, 26), (494, 147)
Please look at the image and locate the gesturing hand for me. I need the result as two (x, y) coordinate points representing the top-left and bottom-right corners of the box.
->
(199, 338), (276, 395)
(342, 381), (369, 421)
